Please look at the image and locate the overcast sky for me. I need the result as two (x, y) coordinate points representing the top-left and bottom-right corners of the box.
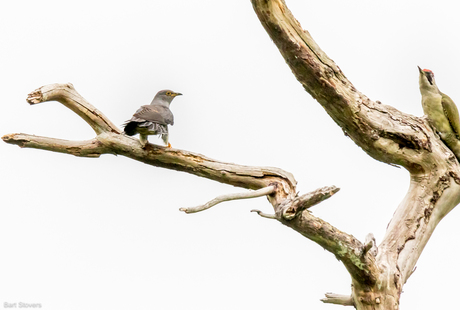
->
(1, 1), (459, 309)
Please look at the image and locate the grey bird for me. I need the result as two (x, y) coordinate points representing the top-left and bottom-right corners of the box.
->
(123, 90), (182, 148)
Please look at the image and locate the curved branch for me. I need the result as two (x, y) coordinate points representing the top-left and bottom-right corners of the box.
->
(180, 186), (276, 213)
(3, 83), (297, 207)
(277, 199), (379, 285)
(250, 209), (277, 219)
(251, 0), (436, 172)
(3, 83), (373, 283)
(27, 83), (120, 135)
(251, 0), (460, 306)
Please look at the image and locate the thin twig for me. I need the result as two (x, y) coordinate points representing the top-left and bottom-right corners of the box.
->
(250, 209), (277, 219)
(180, 186), (276, 214)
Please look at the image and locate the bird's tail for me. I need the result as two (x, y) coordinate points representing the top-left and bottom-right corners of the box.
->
(123, 121), (138, 136)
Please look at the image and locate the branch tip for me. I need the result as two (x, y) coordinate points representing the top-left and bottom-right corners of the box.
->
(181, 186), (276, 214)
(27, 89), (43, 105)
(2, 133), (27, 147)
(250, 209), (277, 219)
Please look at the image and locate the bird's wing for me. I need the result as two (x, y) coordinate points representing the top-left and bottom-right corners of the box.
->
(132, 105), (174, 125)
(441, 92), (460, 139)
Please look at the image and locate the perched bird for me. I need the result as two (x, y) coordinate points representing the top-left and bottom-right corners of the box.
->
(418, 66), (460, 159)
(123, 90), (182, 148)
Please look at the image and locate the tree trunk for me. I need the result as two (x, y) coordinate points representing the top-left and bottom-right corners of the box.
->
(3, 1), (459, 309)
(250, 0), (460, 308)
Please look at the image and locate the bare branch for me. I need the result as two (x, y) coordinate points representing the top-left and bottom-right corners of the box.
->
(251, 0), (434, 173)
(3, 83), (298, 207)
(379, 173), (460, 284)
(3, 130), (296, 204)
(180, 186), (276, 214)
(282, 186), (339, 220)
(276, 203), (379, 285)
(321, 293), (354, 306)
(2, 133), (107, 157)
(4, 83), (368, 285)
(26, 83), (120, 135)
(251, 0), (460, 304)
(250, 209), (277, 219)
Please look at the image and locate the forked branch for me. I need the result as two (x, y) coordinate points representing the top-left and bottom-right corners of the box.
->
(3, 84), (296, 204)
(251, 0), (460, 308)
(3, 83), (377, 288)
(7, 3), (458, 307)
(27, 83), (121, 135)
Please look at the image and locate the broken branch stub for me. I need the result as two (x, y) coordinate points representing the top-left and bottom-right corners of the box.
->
(3, 83), (351, 283)
(251, 0), (460, 308)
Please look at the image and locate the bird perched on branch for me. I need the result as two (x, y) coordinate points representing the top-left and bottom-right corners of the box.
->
(418, 66), (460, 160)
(123, 89), (182, 148)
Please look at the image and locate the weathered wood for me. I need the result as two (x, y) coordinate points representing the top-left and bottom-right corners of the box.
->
(180, 186), (276, 213)
(3, 1), (459, 308)
(27, 83), (121, 135)
(321, 293), (354, 306)
(3, 82), (372, 289)
(250, 0), (460, 308)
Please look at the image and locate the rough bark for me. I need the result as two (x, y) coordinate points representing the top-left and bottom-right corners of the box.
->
(2, 1), (459, 309)
(251, 0), (460, 309)
(3, 83), (371, 284)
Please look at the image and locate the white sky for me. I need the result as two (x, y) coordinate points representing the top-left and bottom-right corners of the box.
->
(1, 1), (459, 309)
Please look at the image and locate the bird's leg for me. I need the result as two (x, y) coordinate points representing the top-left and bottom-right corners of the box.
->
(139, 134), (148, 148)
(162, 134), (171, 148)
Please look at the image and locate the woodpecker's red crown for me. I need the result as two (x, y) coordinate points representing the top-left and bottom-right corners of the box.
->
(423, 69), (434, 75)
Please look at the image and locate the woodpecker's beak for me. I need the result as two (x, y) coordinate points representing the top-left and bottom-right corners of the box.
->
(417, 66), (423, 73)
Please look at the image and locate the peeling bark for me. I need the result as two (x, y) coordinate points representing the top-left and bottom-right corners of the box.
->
(2, 1), (460, 309)
(250, 0), (460, 308)
(3, 82), (375, 292)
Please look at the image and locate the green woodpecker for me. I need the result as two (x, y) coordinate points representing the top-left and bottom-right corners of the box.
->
(418, 66), (460, 160)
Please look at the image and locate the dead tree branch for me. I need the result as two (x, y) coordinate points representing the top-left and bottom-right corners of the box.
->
(3, 1), (459, 308)
(3, 83), (371, 280)
(251, 0), (460, 308)
(180, 186), (276, 213)
(3, 84), (296, 205)
(282, 185), (339, 220)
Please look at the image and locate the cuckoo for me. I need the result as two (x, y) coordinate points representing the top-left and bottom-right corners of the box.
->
(123, 89), (182, 148)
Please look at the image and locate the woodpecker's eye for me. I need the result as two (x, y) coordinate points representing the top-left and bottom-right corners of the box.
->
(425, 72), (434, 85)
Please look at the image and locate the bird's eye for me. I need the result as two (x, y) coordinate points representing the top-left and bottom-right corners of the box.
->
(166, 91), (172, 96)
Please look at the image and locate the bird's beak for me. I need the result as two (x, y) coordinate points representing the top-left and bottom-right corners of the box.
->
(417, 66), (423, 73)
(173, 92), (183, 97)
